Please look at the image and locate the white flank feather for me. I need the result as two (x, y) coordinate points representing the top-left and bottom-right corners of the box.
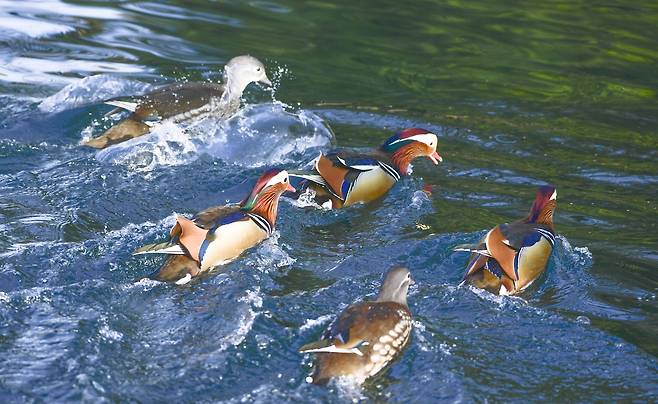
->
(133, 244), (184, 256)
(300, 345), (364, 356)
(105, 100), (139, 112)
(453, 247), (493, 257)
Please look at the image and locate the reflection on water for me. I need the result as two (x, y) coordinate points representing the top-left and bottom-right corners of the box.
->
(0, 0), (656, 402)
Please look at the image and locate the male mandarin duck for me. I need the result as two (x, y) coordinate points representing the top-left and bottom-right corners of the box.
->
(133, 169), (294, 284)
(454, 185), (558, 295)
(84, 55), (271, 149)
(300, 266), (413, 385)
(290, 128), (442, 209)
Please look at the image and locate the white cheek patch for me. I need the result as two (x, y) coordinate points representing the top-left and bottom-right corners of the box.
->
(264, 170), (289, 188)
(550, 190), (557, 200)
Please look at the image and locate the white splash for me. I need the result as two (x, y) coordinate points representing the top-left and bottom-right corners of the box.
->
(99, 322), (123, 342)
(330, 377), (366, 402)
(557, 235), (593, 266)
(249, 231), (296, 271)
(214, 288), (262, 351)
(410, 190), (431, 209)
(412, 319), (435, 352)
(300, 314), (333, 332)
(39, 75), (152, 113)
(123, 278), (161, 291)
(94, 102), (333, 171)
(468, 284), (527, 308)
(285, 188), (325, 210)
(94, 121), (198, 172)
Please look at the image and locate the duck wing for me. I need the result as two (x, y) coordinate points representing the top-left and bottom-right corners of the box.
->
(134, 205), (241, 257)
(315, 150), (388, 200)
(300, 302), (409, 356)
(105, 82), (227, 121)
(487, 221), (556, 280)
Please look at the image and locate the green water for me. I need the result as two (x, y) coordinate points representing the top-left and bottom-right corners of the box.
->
(195, 0), (658, 353)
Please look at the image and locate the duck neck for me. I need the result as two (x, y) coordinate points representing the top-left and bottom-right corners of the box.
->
(526, 201), (555, 228)
(222, 76), (248, 103)
(377, 291), (408, 307)
(387, 148), (414, 176)
(242, 190), (280, 229)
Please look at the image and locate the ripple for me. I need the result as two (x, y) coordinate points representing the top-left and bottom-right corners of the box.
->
(0, 0), (124, 38)
(576, 169), (658, 186)
(0, 15), (72, 38)
(448, 167), (548, 186)
(0, 56), (149, 86)
(92, 22), (220, 63)
(123, 2), (242, 26)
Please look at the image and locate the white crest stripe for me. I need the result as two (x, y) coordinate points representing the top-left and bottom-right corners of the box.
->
(387, 133), (436, 147)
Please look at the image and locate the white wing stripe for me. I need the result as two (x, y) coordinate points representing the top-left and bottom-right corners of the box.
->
(105, 100), (138, 112)
(535, 228), (555, 247)
(300, 346), (364, 356)
(247, 213), (272, 235)
(378, 161), (400, 181)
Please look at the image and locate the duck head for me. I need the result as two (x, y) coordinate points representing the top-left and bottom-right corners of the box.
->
(376, 266), (413, 306)
(241, 169), (295, 226)
(381, 128), (442, 175)
(224, 55), (272, 97)
(527, 185), (557, 226)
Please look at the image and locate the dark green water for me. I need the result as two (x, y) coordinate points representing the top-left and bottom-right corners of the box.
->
(0, 1), (656, 402)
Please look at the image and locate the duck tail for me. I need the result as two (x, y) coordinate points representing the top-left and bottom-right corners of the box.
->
(82, 117), (151, 149)
(288, 170), (328, 188)
(133, 242), (184, 256)
(453, 242), (492, 257)
(104, 99), (139, 112)
(299, 340), (331, 353)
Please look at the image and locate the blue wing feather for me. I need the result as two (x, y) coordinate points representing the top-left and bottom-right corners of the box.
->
(215, 211), (247, 227)
(342, 157), (380, 169)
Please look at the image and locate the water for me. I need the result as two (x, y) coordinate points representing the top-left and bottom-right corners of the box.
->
(0, 0), (656, 402)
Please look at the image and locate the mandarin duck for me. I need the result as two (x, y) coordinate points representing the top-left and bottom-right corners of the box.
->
(300, 266), (414, 385)
(84, 55), (271, 149)
(133, 169), (294, 284)
(290, 128), (442, 209)
(454, 185), (558, 295)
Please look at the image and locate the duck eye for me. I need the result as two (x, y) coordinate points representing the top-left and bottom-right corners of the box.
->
(283, 177), (288, 183)
(256, 67), (261, 72)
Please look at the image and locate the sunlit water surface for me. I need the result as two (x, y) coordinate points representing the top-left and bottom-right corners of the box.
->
(0, 1), (656, 402)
